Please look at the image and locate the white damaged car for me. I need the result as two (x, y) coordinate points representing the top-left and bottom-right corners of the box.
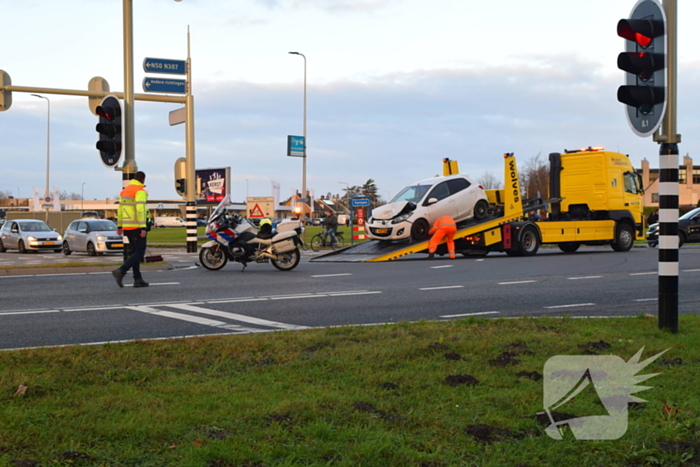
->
(366, 174), (489, 241)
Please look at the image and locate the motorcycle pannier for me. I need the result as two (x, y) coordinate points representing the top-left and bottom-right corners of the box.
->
(272, 231), (297, 254)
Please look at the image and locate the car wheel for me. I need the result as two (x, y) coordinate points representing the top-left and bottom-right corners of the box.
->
(0, 239), (5, 253)
(87, 242), (97, 256)
(18, 240), (27, 254)
(473, 199), (489, 221)
(679, 231), (686, 248)
(62, 241), (72, 255)
(411, 218), (430, 241)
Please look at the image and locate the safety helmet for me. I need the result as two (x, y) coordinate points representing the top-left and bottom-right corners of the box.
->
(259, 218), (272, 227)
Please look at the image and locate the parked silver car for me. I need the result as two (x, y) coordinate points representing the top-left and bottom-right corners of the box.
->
(62, 219), (123, 256)
(0, 219), (63, 253)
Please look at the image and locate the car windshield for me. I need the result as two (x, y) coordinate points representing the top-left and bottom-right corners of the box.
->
(19, 221), (52, 232)
(89, 220), (117, 231)
(391, 185), (431, 204)
(680, 208), (700, 220)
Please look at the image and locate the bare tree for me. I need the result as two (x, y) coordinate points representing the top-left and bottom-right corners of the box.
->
(520, 153), (549, 200)
(0, 190), (14, 199)
(477, 171), (502, 190)
(60, 191), (82, 200)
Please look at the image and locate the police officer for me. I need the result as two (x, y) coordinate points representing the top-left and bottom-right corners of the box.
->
(112, 171), (151, 288)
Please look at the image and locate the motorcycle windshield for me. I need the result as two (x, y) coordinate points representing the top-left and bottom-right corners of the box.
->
(208, 194), (231, 223)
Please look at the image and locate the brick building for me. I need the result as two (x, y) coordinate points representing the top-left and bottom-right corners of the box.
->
(638, 155), (700, 207)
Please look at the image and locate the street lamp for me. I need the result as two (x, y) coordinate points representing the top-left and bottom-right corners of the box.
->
(81, 182), (86, 211)
(289, 51), (307, 229)
(31, 93), (50, 222)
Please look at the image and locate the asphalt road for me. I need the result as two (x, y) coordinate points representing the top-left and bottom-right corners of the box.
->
(1, 245), (699, 350)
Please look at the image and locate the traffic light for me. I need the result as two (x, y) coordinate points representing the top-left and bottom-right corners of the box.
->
(174, 157), (187, 197)
(175, 178), (186, 196)
(95, 95), (122, 167)
(617, 0), (667, 137)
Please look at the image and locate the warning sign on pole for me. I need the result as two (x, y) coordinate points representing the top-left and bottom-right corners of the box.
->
(246, 196), (274, 218)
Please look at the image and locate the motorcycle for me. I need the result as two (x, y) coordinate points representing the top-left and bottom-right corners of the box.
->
(198, 195), (304, 272)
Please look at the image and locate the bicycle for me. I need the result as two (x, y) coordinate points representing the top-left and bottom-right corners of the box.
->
(310, 227), (345, 252)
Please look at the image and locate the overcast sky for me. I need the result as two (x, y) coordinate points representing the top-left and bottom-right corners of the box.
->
(2, 0), (700, 204)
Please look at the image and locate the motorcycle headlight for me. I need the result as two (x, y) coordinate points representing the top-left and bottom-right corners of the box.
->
(391, 213), (413, 224)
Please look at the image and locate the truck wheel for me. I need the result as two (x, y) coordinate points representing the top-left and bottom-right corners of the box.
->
(411, 219), (430, 241)
(473, 200), (488, 221)
(611, 223), (634, 252)
(558, 242), (580, 253)
(517, 226), (540, 256)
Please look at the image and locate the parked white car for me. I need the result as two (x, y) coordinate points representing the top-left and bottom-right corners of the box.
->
(154, 216), (185, 228)
(62, 218), (123, 256)
(0, 219), (63, 253)
(366, 174), (488, 241)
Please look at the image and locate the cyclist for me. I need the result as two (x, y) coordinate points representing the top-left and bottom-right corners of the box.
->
(323, 210), (338, 247)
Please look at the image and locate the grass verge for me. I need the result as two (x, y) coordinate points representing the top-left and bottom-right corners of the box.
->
(1, 316), (699, 466)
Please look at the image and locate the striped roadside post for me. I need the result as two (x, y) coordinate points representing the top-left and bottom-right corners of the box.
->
(186, 202), (198, 253)
(352, 225), (367, 240)
(658, 144), (679, 332)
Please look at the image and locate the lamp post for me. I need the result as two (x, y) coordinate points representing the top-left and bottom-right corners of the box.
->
(289, 51), (307, 230)
(81, 182), (86, 211)
(31, 93), (50, 222)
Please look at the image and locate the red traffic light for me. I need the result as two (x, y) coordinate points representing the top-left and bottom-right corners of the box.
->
(96, 105), (119, 121)
(617, 19), (664, 48)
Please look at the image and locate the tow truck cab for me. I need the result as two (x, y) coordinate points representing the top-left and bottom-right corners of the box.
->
(548, 147), (644, 237)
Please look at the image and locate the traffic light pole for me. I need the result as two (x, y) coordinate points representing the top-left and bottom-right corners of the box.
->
(656, 0), (680, 333)
(185, 29), (198, 253)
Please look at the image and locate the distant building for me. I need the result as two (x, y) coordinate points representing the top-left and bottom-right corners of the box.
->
(638, 155), (700, 207)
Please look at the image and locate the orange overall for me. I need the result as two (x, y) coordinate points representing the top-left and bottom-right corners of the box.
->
(428, 215), (457, 259)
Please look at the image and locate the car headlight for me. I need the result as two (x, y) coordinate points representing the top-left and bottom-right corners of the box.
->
(391, 213), (413, 224)
(96, 234), (106, 241)
(27, 236), (37, 242)
(56, 235), (62, 241)
(367, 217), (373, 224)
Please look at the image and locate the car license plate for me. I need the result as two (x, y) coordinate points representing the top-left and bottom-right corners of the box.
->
(375, 228), (389, 234)
(44, 242), (55, 246)
(113, 243), (123, 248)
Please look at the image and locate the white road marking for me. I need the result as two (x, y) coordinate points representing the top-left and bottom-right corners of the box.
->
(544, 303), (595, 309)
(498, 280), (536, 285)
(166, 304), (309, 330)
(124, 282), (180, 287)
(0, 310), (60, 316)
(430, 265), (454, 269)
(682, 269), (700, 272)
(476, 259), (485, 262)
(311, 273), (352, 277)
(568, 276), (602, 280)
(440, 311), (500, 318)
(269, 294), (324, 300)
(629, 272), (656, 276)
(419, 285), (464, 291)
(126, 305), (228, 327)
(324, 291), (382, 296)
(634, 298), (658, 302)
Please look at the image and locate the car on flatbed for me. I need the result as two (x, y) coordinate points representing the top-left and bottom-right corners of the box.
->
(366, 174), (488, 241)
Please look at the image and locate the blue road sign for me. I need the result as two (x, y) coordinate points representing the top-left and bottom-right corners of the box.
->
(142, 77), (187, 94)
(287, 135), (305, 157)
(351, 197), (371, 207)
(143, 57), (187, 75)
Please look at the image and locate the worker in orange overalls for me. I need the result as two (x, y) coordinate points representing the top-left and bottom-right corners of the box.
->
(428, 215), (457, 259)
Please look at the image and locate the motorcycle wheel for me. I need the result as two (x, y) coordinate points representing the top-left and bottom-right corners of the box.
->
(199, 246), (228, 271)
(271, 248), (301, 271)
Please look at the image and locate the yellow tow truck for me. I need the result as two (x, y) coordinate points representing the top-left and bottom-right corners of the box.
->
(311, 147), (644, 262)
